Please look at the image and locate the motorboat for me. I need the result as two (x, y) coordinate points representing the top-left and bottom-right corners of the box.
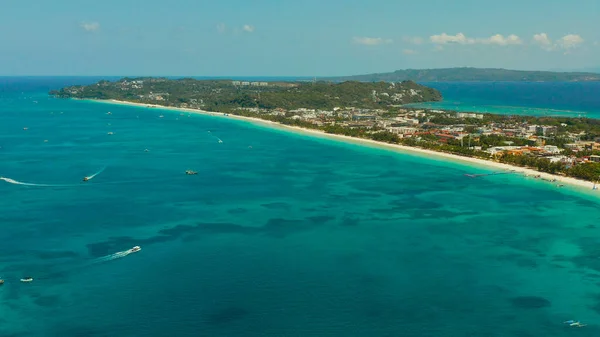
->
(107, 111), (112, 115)
(0, 279), (4, 285)
(107, 132), (114, 135)
(20, 277), (33, 283)
(128, 246), (141, 253)
(83, 177), (90, 182)
(185, 170), (198, 175)
(159, 115), (164, 118)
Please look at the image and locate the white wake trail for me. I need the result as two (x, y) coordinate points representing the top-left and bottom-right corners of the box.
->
(85, 166), (107, 181)
(90, 250), (131, 264)
(0, 177), (74, 187)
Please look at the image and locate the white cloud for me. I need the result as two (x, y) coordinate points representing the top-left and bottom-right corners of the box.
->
(403, 36), (424, 45)
(533, 33), (584, 51)
(430, 32), (523, 46)
(352, 37), (392, 46)
(533, 33), (553, 50)
(430, 33), (475, 45)
(80, 22), (100, 32)
(479, 34), (523, 46)
(556, 34), (584, 50)
(216, 23), (226, 34)
(402, 49), (417, 55)
(242, 24), (255, 33)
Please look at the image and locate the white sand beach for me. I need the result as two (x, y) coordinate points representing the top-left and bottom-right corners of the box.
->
(95, 99), (599, 193)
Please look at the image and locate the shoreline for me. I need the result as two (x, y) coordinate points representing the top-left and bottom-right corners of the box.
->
(92, 99), (599, 193)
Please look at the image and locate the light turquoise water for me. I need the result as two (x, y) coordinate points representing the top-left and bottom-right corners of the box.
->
(404, 101), (590, 117)
(2, 80), (600, 336)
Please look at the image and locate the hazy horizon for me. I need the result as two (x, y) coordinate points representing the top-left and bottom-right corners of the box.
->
(1, 67), (599, 78)
(2, 0), (599, 76)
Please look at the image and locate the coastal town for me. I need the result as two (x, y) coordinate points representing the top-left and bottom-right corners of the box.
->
(51, 78), (600, 182)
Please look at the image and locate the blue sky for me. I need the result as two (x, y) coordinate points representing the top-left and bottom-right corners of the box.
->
(1, 0), (599, 76)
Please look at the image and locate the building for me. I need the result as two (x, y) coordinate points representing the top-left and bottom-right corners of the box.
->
(387, 127), (417, 135)
(590, 155), (600, 163)
(352, 114), (377, 121)
(456, 112), (484, 119)
(232, 81), (241, 85)
(542, 145), (562, 154)
(536, 125), (557, 136)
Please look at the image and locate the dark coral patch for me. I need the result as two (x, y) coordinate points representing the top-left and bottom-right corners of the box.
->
(510, 296), (551, 309)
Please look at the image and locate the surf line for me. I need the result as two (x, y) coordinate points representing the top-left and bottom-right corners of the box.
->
(464, 171), (516, 178)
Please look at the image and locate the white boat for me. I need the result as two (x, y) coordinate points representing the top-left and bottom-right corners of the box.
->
(159, 115), (164, 118)
(20, 277), (33, 283)
(128, 246), (141, 253)
(107, 132), (114, 135)
(107, 111), (112, 115)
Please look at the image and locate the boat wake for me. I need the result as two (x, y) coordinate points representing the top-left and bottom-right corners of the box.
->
(37, 246), (142, 280)
(90, 251), (130, 264)
(0, 177), (76, 187)
(84, 166), (106, 181)
(208, 131), (223, 143)
(90, 246), (141, 265)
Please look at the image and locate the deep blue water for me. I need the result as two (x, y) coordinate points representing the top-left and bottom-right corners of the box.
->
(3, 78), (600, 336)
(410, 82), (600, 117)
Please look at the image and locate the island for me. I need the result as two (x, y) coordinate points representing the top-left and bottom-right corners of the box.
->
(50, 78), (600, 184)
(324, 67), (600, 82)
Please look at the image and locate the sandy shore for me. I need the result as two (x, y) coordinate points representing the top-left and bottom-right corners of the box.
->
(93, 99), (598, 193)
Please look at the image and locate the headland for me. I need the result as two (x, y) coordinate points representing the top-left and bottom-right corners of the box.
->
(51, 77), (600, 192)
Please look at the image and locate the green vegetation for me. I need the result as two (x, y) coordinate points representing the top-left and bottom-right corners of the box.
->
(325, 67), (600, 82)
(50, 78), (442, 110)
(49, 77), (600, 184)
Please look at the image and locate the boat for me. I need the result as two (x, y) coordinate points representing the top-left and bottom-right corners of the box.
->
(23, 127), (28, 131)
(185, 170), (198, 175)
(107, 111), (112, 115)
(83, 177), (90, 182)
(0, 279), (4, 285)
(128, 246), (141, 253)
(159, 115), (164, 118)
(107, 132), (114, 135)
(20, 277), (33, 283)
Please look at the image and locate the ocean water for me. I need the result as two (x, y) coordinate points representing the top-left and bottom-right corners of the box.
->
(3, 79), (600, 336)
(407, 81), (600, 118)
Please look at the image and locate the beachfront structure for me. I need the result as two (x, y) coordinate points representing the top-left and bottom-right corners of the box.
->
(456, 112), (484, 119)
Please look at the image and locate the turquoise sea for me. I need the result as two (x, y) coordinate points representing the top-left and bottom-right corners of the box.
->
(3, 78), (600, 336)
(407, 81), (600, 118)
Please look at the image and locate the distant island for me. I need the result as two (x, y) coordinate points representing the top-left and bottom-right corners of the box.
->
(50, 77), (600, 184)
(324, 67), (600, 82)
(49, 78), (442, 110)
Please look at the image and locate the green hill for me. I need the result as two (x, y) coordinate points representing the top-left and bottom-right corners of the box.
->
(50, 78), (442, 110)
(324, 67), (600, 82)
